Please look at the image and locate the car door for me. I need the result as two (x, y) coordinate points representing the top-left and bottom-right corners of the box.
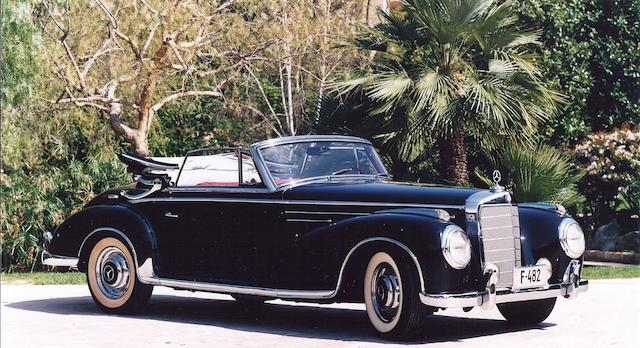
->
(188, 189), (284, 285)
(135, 193), (199, 280)
(153, 148), (286, 286)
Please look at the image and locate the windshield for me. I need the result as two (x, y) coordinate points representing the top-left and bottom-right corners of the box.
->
(258, 141), (388, 186)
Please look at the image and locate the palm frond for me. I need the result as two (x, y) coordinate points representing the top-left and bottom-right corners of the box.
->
(366, 69), (413, 101)
(329, 75), (376, 97)
(487, 58), (518, 76)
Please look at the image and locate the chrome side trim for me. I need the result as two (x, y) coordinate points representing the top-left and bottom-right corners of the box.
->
(129, 197), (464, 210)
(465, 190), (512, 214)
(168, 187), (271, 194)
(285, 210), (370, 216)
(137, 237), (426, 298)
(420, 280), (589, 308)
(286, 218), (332, 223)
(518, 203), (567, 216)
(78, 227), (140, 270)
(41, 251), (79, 268)
(375, 208), (452, 222)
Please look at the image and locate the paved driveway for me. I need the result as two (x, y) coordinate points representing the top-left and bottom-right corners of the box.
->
(2, 279), (639, 347)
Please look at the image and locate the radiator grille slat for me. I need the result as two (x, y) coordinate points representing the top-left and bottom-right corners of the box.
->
(479, 204), (522, 288)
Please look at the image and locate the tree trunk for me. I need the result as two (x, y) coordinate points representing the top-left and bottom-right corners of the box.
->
(131, 132), (150, 156)
(438, 124), (469, 186)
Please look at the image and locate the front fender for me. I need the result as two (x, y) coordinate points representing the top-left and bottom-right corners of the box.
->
(295, 209), (470, 293)
(518, 206), (574, 283)
(47, 204), (156, 271)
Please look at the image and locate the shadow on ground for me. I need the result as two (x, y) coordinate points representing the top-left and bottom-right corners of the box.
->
(7, 293), (554, 344)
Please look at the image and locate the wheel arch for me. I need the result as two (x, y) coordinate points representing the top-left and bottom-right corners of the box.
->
(297, 211), (449, 299)
(49, 204), (156, 272)
(77, 227), (140, 272)
(337, 237), (426, 302)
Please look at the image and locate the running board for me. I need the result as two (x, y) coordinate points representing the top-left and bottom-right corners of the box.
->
(136, 258), (335, 300)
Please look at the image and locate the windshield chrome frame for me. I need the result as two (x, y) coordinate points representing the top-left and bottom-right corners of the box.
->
(250, 135), (389, 192)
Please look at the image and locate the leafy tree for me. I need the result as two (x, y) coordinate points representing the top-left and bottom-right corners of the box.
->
(39, 0), (274, 156)
(232, 0), (366, 137)
(514, 0), (640, 144)
(1, 0), (43, 119)
(336, 0), (562, 186)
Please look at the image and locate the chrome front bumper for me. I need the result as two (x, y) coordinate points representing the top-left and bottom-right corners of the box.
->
(420, 280), (588, 308)
(420, 259), (588, 309)
(41, 251), (79, 268)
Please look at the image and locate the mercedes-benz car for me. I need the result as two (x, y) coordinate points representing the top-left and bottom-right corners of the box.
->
(43, 135), (588, 339)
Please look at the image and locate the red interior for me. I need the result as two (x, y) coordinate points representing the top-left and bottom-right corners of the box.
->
(196, 181), (239, 187)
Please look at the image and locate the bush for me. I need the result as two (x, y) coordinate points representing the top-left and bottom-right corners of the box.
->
(1, 109), (130, 272)
(574, 127), (640, 211)
(574, 126), (640, 235)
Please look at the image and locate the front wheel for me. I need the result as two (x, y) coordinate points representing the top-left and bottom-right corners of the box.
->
(87, 237), (153, 314)
(364, 251), (431, 340)
(498, 297), (556, 325)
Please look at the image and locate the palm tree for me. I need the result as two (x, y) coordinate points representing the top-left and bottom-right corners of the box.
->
(336, 0), (562, 185)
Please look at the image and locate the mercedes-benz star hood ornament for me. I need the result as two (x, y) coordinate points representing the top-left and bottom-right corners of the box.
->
(490, 169), (504, 193)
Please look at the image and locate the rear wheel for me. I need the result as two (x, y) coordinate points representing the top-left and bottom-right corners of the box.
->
(87, 237), (153, 314)
(498, 298), (556, 325)
(364, 251), (431, 340)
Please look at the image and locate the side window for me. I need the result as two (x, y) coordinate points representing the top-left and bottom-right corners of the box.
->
(176, 150), (263, 187)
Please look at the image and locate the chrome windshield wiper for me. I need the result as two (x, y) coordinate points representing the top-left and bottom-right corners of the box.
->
(331, 168), (353, 175)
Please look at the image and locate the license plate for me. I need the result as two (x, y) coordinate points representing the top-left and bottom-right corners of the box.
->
(513, 266), (550, 290)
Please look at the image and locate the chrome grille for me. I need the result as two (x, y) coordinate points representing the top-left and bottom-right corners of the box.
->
(478, 204), (522, 288)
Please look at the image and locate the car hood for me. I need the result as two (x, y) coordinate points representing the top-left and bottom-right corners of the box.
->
(282, 180), (481, 207)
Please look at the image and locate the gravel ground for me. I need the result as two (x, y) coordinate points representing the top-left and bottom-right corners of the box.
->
(2, 279), (639, 347)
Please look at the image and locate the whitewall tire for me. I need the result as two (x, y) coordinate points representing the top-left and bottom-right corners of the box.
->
(363, 251), (431, 339)
(87, 237), (153, 313)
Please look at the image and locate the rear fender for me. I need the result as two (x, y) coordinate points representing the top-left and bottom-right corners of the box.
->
(47, 204), (156, 272)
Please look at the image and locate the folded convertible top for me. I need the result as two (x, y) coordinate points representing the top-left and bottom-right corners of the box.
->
(118, 153), (179, 175)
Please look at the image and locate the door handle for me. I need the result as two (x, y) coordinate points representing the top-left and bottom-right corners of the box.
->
(164, 212), (179, 218)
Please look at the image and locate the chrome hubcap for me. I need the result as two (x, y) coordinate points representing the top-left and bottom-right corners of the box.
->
(95, 247), (130, 299)
(370, 263), (401, 323)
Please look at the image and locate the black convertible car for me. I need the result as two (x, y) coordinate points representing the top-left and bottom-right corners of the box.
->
(43, 135), (588, 339)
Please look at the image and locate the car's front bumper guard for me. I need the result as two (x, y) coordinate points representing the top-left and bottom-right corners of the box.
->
(420, 260), (588, 309)
(420, 280), (588, 308)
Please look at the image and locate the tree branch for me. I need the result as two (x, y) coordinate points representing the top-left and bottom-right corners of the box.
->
(44, 2), (86, 91)
(214, 0), (239, 13)
(245, 65), (285, 134)
(152, 91), (223, 112)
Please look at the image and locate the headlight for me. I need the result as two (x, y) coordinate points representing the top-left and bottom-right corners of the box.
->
(441, 225), (472, 269)
(559, 218), (585, 259)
